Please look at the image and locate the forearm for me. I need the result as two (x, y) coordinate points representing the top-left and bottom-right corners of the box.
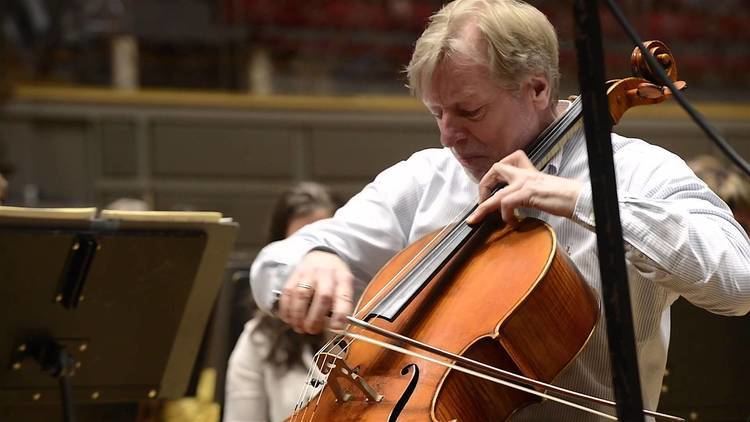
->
(250, 238), (318, 313)
(573, 183), (750, 315)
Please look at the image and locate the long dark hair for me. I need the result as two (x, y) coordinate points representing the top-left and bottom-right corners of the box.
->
(253, 181), (339, 368)
(267, 181), (338, 243)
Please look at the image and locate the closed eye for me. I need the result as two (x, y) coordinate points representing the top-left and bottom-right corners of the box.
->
(459, 106), (484, 120)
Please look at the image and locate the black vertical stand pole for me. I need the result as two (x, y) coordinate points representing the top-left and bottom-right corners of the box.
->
(573, 0), (645, 420)
(59, 375), (75, 422)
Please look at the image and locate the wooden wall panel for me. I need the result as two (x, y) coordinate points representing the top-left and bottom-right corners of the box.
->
(30, 119), (93, 204)
(151, 123), (295, 179)
(310, 127), (439, 180)
(0, 119), (35, 200)
(101, 121), (138, 177)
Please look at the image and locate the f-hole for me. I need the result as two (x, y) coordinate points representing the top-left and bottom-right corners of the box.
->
(388, 363), (420, 422)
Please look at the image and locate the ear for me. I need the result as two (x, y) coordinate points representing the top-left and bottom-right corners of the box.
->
(526, 74), (551, 111)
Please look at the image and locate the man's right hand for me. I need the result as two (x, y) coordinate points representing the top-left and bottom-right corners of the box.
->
(279, 250), (355, 334)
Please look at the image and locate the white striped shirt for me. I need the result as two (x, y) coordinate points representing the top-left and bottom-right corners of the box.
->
(251, 129), (750, 421)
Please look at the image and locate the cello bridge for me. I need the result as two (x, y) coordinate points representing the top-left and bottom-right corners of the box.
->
(320, 353), (383, 403)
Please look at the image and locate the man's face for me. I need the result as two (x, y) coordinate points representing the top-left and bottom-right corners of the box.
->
(423, 56), (546, 181)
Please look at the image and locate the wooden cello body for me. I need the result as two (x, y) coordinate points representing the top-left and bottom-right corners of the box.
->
(291, 217), (598, 421)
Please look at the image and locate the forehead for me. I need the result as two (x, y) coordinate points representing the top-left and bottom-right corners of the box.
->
(423, 56), (498, 107)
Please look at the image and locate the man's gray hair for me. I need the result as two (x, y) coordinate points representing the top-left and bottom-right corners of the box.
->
(406, 0), (560, 105)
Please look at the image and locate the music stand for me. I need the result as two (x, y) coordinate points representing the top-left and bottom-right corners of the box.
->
(0, 207), (238, 422)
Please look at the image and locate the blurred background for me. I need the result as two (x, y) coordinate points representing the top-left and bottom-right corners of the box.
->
(2, 0), (749, 96)
(0, 1), (749, 421)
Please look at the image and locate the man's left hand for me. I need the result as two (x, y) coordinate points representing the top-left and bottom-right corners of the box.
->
(466, 150), (582, 225)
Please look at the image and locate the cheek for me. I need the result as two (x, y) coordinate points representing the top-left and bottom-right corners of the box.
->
(487, 114), (535, 155)
(467, 120), (507, 151)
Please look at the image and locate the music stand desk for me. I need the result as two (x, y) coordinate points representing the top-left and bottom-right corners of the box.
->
(0, 208), (238, 409)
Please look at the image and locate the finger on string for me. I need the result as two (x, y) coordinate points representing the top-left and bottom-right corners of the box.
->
(468, 181), (521, 225)
(330, 270), (354, 330)
(478, 164), (510, 202)
(479, 162), (524, 202)
(500, 188), (528, 225)
(304, 271), (335, 334)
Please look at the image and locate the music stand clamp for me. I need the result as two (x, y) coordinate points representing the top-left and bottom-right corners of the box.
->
(11, 337), (80, 422)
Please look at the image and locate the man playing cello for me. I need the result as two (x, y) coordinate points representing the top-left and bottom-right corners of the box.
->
(250, 0), (750, 420)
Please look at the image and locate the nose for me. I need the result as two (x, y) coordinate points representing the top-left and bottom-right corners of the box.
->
(438, 113), (465, 148)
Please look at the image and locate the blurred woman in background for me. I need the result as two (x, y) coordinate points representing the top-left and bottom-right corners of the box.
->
(224, 181), (338, 422)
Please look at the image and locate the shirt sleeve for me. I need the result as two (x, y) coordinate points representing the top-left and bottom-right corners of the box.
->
(250, 155), (427, 313)
(572, 142), (750, 316)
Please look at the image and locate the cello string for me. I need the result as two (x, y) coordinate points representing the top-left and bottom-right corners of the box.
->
(296, 350), (332, 422)
(308, 340), (350, 419)
(351, 220), (463, 319)
(291, 351), (321, 422)
(304, 330), (391, 422)
(290, 356), (315, 422)
(290, 333), (340, 421)
(293, 336), (350, 421)
(338, 330), (619, 421)
(295, 331), (366, 421)
(300, 356), (326, 421)
(295, 343), (332, 422)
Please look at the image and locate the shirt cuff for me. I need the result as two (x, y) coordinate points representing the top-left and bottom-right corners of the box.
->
(571, 180), (596, 231)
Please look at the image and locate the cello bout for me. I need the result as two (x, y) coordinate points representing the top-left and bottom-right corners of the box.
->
(432, 218), (599, 421)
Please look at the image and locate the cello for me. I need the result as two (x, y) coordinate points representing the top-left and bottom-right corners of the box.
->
(284, 41), (687, 422)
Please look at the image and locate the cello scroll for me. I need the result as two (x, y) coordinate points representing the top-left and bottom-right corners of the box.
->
(607, 40), (687, 125)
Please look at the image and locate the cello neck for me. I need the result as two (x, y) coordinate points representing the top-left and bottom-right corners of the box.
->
(526, 96), (584, 171)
